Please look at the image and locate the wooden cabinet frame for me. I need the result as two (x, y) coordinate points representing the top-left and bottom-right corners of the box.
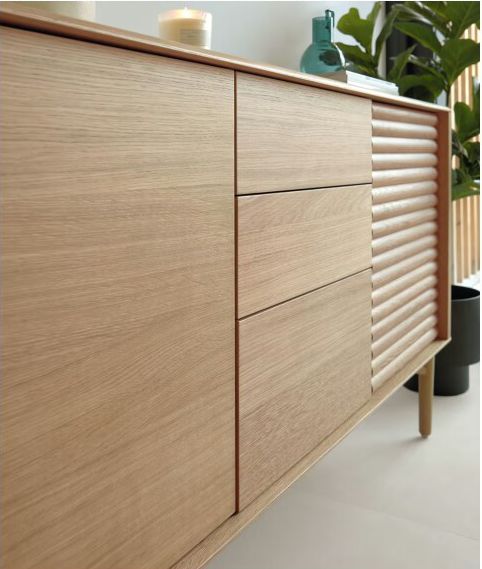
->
(0, 6), (452, 569)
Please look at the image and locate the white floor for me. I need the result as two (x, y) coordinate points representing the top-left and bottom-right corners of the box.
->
(206, 365), (480, 569)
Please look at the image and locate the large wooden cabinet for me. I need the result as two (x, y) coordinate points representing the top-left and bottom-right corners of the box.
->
(0, 8), (451, 569)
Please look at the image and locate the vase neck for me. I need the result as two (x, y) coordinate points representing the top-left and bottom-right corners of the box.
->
(312, 10), (335, 44)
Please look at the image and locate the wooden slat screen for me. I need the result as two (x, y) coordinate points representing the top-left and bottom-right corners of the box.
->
(371, 103), (439, 390)
(452, 24), (480, 283)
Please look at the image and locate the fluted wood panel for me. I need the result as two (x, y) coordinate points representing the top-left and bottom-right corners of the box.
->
(372, 290), (438, 341)
(373, 208), (437, 238)
(373, 166), (437, 187)
(372, 137), (437, 154)
(373, 195), (437, 221)
(372, 235), (437, 271)
(371, 103), (439, 390)
(372, 181), (437, 204)
(372, 302), (437, 358)
(372, 275), (438, 324)
(373, 262), (437, 306)
(372, 222), (437, 255)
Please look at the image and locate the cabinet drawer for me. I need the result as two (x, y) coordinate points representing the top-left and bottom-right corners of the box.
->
(237, 185), (372, 317)
(238, 271), (372, 508)
(236, 73), (372, 194)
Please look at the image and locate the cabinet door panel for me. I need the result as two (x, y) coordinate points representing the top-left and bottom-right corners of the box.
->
(1, 28), (234, 569)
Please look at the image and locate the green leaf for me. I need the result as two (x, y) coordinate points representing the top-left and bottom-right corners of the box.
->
(387, 45), (416, 83)
(452, 173), (480, 200)
(395, 21), (442, 54)
(461, 141), (480, 178)
(439, 38), (480, 86)
(451, 129), (468, 159)
(336, 42), (378, 76)
(407, 55), (446, 84)
(397, 74), (443, 100)
(445, 1), (480, 39)
(397, 2), (450, 37)
(337, 7), (375, 54)
(454, 101), (479, 143)
(366, 1), (382, 25)
(375, 6), (400, 62)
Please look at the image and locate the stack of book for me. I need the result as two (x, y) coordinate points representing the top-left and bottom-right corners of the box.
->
(323, 70), (399, 96)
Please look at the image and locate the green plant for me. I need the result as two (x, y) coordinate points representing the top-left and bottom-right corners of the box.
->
(452, 78), (480, 199)
(336, 1), (480, 200)
(336, 2), (414, 85)
(394, 1), (480, 102)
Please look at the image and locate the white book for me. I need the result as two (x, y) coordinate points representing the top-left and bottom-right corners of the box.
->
(322, 70), (399, 96)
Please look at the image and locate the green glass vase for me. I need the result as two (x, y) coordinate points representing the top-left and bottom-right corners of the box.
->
(300, 9), (345, 75)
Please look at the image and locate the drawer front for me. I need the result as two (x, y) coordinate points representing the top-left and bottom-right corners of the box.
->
(237, 185), (372, 317)
(238, 271), (372, 508)
(236, 73), (372, 194)
(371, 102), (441, 391)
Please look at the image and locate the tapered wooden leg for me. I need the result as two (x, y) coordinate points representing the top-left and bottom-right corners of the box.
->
(419, 358), (435, 438)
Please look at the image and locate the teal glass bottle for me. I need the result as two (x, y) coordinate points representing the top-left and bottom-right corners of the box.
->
(300, 10), (345, 75)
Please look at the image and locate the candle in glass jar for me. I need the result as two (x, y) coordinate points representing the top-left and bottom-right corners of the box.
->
(158, 8), (212, 49)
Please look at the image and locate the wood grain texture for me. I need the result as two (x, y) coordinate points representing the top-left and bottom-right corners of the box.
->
(372, 316), (437, 375)
(237, 185), (372, 317)
(372, 289), (438, 342)
(372, 102), (438, 125)
(0, 5), (450, 113)
(238, 271), (372, 509)
(1, 28), (235, 569)
(372, 302), (437, 358)
(171, 338), (449, 569)
(435, 110), (451, 339)
(372, 167), (437, 187)
(372, 329), (438, 390)
(419, 358), (435, 438)
(372, 263), (437, 307)
(372, 276), (438, 324)
(372, 249), (437, 289)
(372, 137), (437, 154)
(372, 222), (438, 255)
(372, 153), (437, 170)
(372, 119), (437, 139)
(372, 181), (437, 204)
(372, 194), (438, 221)
(372, 209), (438, 238)
(372, 235), (438, 272)
(236, 73), (372, 194)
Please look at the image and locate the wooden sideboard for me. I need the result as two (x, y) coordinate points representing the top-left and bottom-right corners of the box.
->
(0, 7), (451, 569)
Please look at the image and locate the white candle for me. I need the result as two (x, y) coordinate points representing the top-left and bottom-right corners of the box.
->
(158, 8), (212, 49)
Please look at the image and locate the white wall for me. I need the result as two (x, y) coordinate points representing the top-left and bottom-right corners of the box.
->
(96, 1), (377, 71)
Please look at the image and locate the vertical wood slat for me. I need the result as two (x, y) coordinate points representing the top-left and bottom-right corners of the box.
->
(451, 24), (480, 283)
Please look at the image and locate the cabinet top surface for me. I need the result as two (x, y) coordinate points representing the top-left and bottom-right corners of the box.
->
(0, 5), (448, 113)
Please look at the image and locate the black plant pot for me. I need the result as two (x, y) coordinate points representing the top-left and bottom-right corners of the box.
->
(405, 285), (480, 396)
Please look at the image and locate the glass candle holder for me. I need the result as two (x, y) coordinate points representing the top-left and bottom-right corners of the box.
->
(158, 8), (212, 49)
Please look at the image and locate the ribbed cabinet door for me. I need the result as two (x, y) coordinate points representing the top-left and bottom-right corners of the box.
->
(371, 103), (442, 390)
(1, 28), (235, 569)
